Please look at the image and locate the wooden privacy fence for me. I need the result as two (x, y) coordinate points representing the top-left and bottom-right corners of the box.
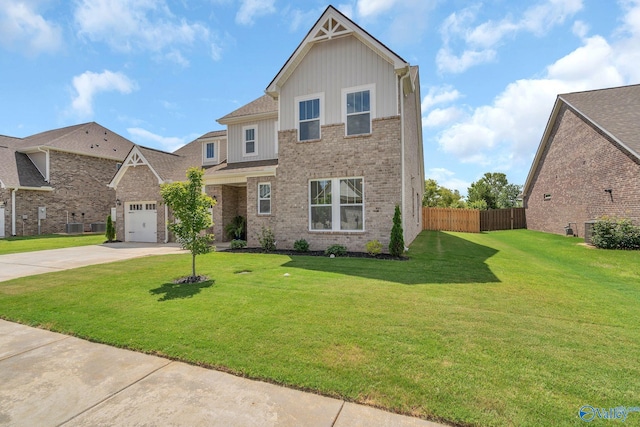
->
(422, 207), (526, 233)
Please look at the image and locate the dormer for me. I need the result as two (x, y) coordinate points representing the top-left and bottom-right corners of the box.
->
(200, 131), (227, 166)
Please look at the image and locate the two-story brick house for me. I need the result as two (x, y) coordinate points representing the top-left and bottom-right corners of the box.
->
(0, 122), (133, 238)
(111, 6), (424, 252)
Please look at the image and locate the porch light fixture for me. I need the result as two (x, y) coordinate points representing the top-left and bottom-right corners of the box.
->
(116, 199), (121, 206)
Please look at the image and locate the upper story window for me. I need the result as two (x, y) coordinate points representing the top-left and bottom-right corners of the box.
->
(343, 85), (375, 136)
(203, 142), (218, 163)
(243, 126), (257, 156)
(296, 93), (323, 141)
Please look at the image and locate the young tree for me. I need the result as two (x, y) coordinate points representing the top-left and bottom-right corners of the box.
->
(160, 167), (215, 281)
(389, 204), (404, 257)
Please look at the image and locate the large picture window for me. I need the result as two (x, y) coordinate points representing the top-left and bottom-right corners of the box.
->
(258, 183), (271, 215)
(344, 85), (374, 136)
(309, 178), (363, 231)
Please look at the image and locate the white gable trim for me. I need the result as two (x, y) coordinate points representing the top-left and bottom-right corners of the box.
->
(266, 6), (409, 96)
(108, 146), (164, 189)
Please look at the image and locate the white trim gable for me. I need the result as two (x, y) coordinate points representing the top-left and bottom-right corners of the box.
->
(265, 6), (409, 97)
(108, 146), (164, 189)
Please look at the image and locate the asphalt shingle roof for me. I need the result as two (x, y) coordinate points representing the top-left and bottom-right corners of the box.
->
(560, 84), (640, 158)
(217, 95), (278, 122)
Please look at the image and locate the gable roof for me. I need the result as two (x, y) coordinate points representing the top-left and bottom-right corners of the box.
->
(19, 122), (134, 161)
(523, 84), (640, 196)
(265, 5), (409, 97)
(217, 95), (278, 125)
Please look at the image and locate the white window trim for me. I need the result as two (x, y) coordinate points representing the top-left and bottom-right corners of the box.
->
(243, 125), (258, 157)
(308, 177), (365, 232)
(258, 182), (271, 215)
(295, 92), (324, 142)
(203, 141), (218, 164)
(342, 84), (375, 137)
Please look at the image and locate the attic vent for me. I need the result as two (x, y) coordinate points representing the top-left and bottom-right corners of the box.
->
(311, 16), (351, 41)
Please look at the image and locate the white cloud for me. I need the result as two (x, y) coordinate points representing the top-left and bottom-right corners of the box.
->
(357, 0), (398, 18)
(421, 85), (462, 112)
(70, 70), (137, 118)
(423, 107), (465, 128)
(437, 0), (584, 74)
(74, 0), (220, 64)
(427, 168), (470, 194)
(0, 0), (63, 56)
(572, 20), (589, 38)
(285, 6), (325, 32)
(236, 0), (276, 25)
(127, 127), (190, 152)
(432, 4), (640, 170)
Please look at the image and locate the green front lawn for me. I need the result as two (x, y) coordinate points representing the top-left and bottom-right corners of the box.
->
(1, 230), (638, 426)
(0, 234), (105, 255)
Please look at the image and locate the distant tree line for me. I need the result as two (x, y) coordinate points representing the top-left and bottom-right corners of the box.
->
(423, 172), (522, 210)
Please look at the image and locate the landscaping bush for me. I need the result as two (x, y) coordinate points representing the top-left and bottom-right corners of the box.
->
(325, 244), (347, 257)
(365, 239), (382, 256)
(225, 216), (246, 240)
(293, 239), (309, 252)
(389, 204), (404, 257)
(105, 214), (116, 242)
(591, 217), (640, 250)
(229, 239), (247, 249)
(258, 226), (276, 252)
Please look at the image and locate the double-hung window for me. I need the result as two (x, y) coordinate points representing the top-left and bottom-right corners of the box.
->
(244, 126), (256, 156)
(258, 183), (271, 215)
(297, 94), (322, 141)
(204, 142), (216, 161)
(310, 177), (363, 231)
(344, 85), (374, 136)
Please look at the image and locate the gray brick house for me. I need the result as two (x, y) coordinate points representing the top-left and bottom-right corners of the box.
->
(110, 6), (424, 252)
(523, 84), (640, 237)
(0, 122), (133, 238)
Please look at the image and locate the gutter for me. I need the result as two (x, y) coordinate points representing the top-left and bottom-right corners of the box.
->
(399, 68), (410, 240)
(11, 188), (16, 236)
(36, 146), (50, 182)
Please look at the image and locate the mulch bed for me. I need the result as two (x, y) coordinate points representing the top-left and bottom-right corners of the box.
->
(226, 247), (408, 261)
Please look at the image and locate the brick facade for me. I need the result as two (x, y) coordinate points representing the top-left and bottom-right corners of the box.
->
(114, 164), (166, 243)
(3, 151), (120, 237)
(525, 104), (640, 236)
(269, 117), (402, 252)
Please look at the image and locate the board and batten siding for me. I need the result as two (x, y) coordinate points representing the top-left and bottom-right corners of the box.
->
(280, 35), (398, 130)
(227, 118), (277, 163)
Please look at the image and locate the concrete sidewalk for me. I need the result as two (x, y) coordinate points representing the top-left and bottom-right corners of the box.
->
(0, 242), (186, 282)
(0, 320), (446, 427)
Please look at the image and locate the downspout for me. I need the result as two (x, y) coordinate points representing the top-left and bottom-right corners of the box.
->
(399, 70), (410, 243)
(11, 188), (17, 236)
(164, 204), (169, 244)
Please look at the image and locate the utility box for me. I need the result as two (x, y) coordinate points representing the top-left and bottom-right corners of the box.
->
(38, 207), (46, 220)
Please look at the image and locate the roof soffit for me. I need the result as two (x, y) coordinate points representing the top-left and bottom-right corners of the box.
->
(266, 6), (408, 95)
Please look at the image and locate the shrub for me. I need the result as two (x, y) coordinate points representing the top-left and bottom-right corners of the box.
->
(105, 214), (116, 242)
(293, 239), (309, 252)
(325, 244), (347, 257)
(365, 239), (382, 256)
(389, 204), (404, 257)
(225, 215), (246, 240)
(229, 239), (247, 249)
(258, 226), (276, 252)
(591, 217), (640, 250)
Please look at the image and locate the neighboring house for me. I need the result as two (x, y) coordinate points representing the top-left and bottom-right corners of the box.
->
(0, 122), (134, 238)
(523, 84), (640, 237)
(111, 5), (424, 252)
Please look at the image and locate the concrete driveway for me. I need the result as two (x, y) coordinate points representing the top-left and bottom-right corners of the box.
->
(0, 242), (185, 282)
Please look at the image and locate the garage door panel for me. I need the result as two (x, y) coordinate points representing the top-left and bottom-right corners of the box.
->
(125, 202), (157, 243)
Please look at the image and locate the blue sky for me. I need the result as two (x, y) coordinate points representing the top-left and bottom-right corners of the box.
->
(2, 0), (639, 195)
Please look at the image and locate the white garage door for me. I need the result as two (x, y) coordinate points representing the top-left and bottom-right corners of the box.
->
(0, 207), (4, 238)
(125, 202), (157, 243)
